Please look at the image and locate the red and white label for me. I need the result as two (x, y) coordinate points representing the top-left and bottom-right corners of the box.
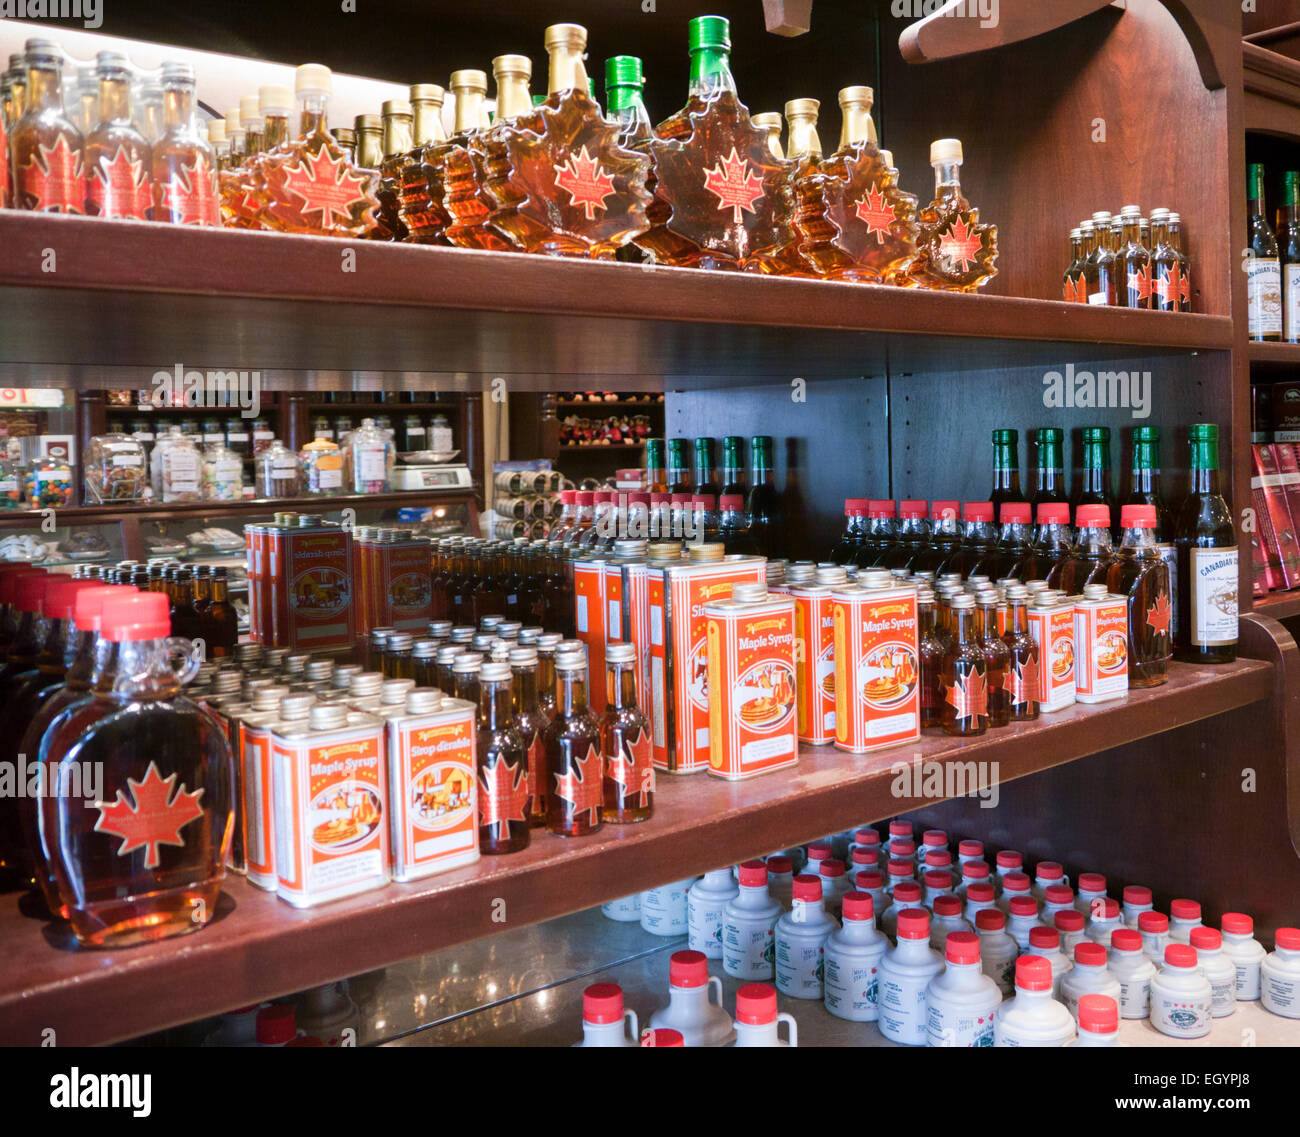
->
(554, 145), (617, 220)
(938, 216), (982, 272)
(278, 146), (371, 228)
(479, 753), (530, 836)
(390, 706), (477, 881)
(93, 762), (205, 869)
(156, 152), (220, 226)
(944, 663), (988, 721)
(1074, 595), (1129, 701)
(832, 586), (920, 753)
(703, 147), (765, 224)
(554, 743), (603, 827)
(19, 135), (83, 213)
(88, 144), (152, 220)
(854, 183), (895, 243)
(1028, 604), (1076, 711)
(608, 727), (654, 807)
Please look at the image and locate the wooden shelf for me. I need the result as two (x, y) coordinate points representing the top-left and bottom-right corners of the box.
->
(0, 656), (1271, 1046)
(556, 399), (664, 409)
(558, 443), (646, 451)
(1248, 339), (1300, 373)
(0, 215), (1233, 387)
(1255, 589), (1300, 619)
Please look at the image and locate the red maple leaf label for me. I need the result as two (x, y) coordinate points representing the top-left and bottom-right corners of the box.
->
(1006, 655), (1039, 706)
(1178, 267), (1190, 305)
(1127, 264), (1153, 303)
(608, 728), (653, 808)
(525, 735), (547, 814)
(554, 743), (603, 827)
(19, 134), (84, 213)
(1154, 261), (1180, 307)
(1063, 276), (1089, 303)
(703, 147), (766, 224)
(478, 753), (530, 834)
(553, 145), (618, 221)
(945, 664), (987, 719)
(939, 216), (982, 273)
(157, 152), (220, 226)
(88, 145), (152, 220)
(1146, 590), (1172, 638)
(279, 146), (371, 228)
(93, 761), (205, 869)
(854, 183), (896, 244)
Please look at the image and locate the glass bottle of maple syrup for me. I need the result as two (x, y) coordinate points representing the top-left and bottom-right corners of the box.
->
(794, 84), (918, 284)
(947, 502), (995, 579)
(940, 594), (987, 737)
(204, 567), (238, 659)
(914, 501), (959, 576)
(476, 661), (530, 854)
(746, 435), (782, 557)
(483, 25), (651, 258)
(918, 587), (946, 730)
(990, 429), (1021, 509)
(974, 588), (1010, 727)
(220, 87), (290, 229)
(642, 15), (796, 272)
(372, 101), (410, 241)
(909, 139), (997, 291)
(693, 437), (720, 499)
(84, 51), (152, 220)
(508, 647), (549, 827)
(1028, 503), (1073, 583)
(151, 62), (220, 226)
(39, 592), (233, 947)
(1074, 426), (1117, 533)
(667, 438), (694, 495)
(1151, 208), (1183, 314)
(1175, 423), (1237, 663)
(397, 81), (450, 244)
(1060, 505), (1114, 595)
(1106, 504), (1171, 688)
(752, 111), (783, 158)
(1001, 585), (1040, 720)
(1031, 427), (1069, 510)
(1167, 213), (1191, 312)
(1080, 210), (1119, 305)
(1062, 227), (1084, 302)
(995, 502), (1034, 580)
(1125, 425), (1172, 539)
(12, 38), (84, 214)
(259, 64), (379, 237)
(543, 649), (603, 837)
(600, 643), (653, 824)
(771, 98), (821, 277)
(1118, 205), (1152, 309)
(721, 436), (747, 498)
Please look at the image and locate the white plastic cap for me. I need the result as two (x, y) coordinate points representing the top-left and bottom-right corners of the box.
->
(207, 120), (227, 143)
(295, 63), (333, 95)
(239, 95), (260, 123)
(259, 85), (294, 113)
(930, 138), (963, 164)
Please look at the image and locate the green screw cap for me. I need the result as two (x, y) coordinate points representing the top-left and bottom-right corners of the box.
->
(606, 55), (644, 89)
(1188, 423), (1218, 442)
(1034, 427), (1063, 442)
(992, 429), (1018, 444)
(690, 15), (731, 52)
(1082, 427), (1111, 442)
(1132, 426), (1160, 442)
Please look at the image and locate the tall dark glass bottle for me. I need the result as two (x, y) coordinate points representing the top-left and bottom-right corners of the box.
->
(693, 437), (719, 498)
(1074, 427), (1116, 534)
(543, 652), (603, 837)
(476, 660), (530, 854)
(600, 643), (653, 823)
(1278, 169), (1300, 344)
(1248, 163), (1282, 341)
(1031, 428), (1068, 509)
(1125, 426), (1171, 541)
(1174, 424), (1237, 663)
(644, 438), (668, 493)
(666, 438), (693, 495)
(721, 436), (746, 498)
(746, 435), (781, 558)
(990, 429), (1021, 510)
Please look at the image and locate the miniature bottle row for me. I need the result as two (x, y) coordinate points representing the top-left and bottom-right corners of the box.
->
(1061, 206), (1191, 310)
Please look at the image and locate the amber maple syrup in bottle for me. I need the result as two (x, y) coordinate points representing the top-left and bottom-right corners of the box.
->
(940, 594), (987, 737)
(973, 589), (1010, 727)
(397, 81), (449, 244)
(508, 647), (550, 827)
(205, 567), (238, 659)
(151, 62), (220, 226)
(1029, 503), (1074, 583)
(476, 661), (530, 854)
(12, 38), (84, 214)
(1062, 227), (1084, 301)
(483, 24), (652, 258)
(84, 51), (152, 219)
(372, 102), (411, 241)
(1168, 212), (1191, 311)
(1000, 585), (1040, 720)
(259, 64), (379, 237)
(950, 502), (996, 580)
(995, 502), (1034, 580)
(543, 649), (603, 837)
(1106, 504), (1171, 688)
(1150, 208), (1183, 313)
(600, 643), (653, 824)
(1080, 210), (1119, 305)
(769, 98), (821, 276)
(39, 592), (234, 947)
(535, 633), (562, 719)
(909, 138), (997, 291)
(989, 429), (1022, 511)
(918, 587), (946, 730)
(1059, 505), (1113, 595)
(1118, 205), (1152, 309)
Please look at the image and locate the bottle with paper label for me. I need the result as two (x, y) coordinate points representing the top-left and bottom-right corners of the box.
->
(775, 874), (839, 1000)
(823, 890), (888, 1022)
(733, 983), (798, 1046)
(1220, 912), (1266, 1000)
(688, 868), (738, 959)
(993, 954), (1075, 1047)
(1175, 424), (1237, 663)
(1248, 163), (1283, 340)
(878, 907), (943, 1045)
(1261, 927), (1300, 1018)
(926, 930), (1001, 1047)
(1151, 944), (1212, 1038)
(723, 859), (781, 980)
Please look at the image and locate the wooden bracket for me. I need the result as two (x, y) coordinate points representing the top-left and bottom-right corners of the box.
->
(763, 0), (814, 37)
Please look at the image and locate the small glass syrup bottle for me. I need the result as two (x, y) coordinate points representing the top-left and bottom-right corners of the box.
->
(544, 649), (603, 837)
(917, 587), (946, 730)
(258, 63), (379, 237)
(909, 138), (997, 291)
(940, 593), (987, 737)
(396, 81), (450, 244)
(768, 97), (821, 276)
(509, 646), (550, 827)
(1062, 227), (1085, 301)
(151, 61), (220, 226)
(476, 661), (530, 854)
(1118, 205), (1152, 309)
(1000, 585), (1040, 720)
(12, 38), (84, 214)
(1168, 212), (1192, 311)
(372, 100), (412, 241)
(84, 51), (152, 220)
(600, 643), (653, 824)
(1081, 210), (1119, 305)
(974, 588), (1010, 727)
(1151, 208), (1183, 313)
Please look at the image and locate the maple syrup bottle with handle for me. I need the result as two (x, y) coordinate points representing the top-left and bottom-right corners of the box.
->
(12, 38), (84, 214)
(939, 594), (987, 737)
(84, 51), (152, 220)
(1059, 505), (1113, 595)
(151, 61), (220, 226)
(600, 642), (653, 823)
(543, 649), (603, 837)
(476, 661), (530, 854)
(1106, 504), (1171, 688)
(1175, 424), (1237, 663)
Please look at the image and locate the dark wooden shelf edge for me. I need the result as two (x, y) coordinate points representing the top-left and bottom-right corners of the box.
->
(1255, 590), (1300, 619)
(0, 657), (1272, 1046)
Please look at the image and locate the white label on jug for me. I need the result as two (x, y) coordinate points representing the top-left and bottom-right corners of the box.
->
(927, 1002), (996, 1048)
(1264, 974), (1297, 1013)
(1190, 547), (1238, 646)
(723, 919), (775, 980)
(1210, 980), (1236, 1015)
(1153, 991), (1209, 1035)
(823, 957), (879, 1019)
(878, 974), (928, 1044)
(689, 898), (728, 959)
(776, 935), (826, 999)
(1233, 960), (1261, 1001)
(1119, 976), (1150, 1019)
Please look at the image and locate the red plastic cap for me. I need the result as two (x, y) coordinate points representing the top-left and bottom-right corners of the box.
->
(893, 882), (921, 903)
(74, 585), (131, 631)
(806, 841), (832, 860)
(719, 494), (744, 511)
(999, 502), (1031, 524)
(888, 820), (913, 838)
(1036, 503), (1070, 525)
(641, 1027), (684, 1047)
(1015, 954), (1053, 991)
(628, 491), (651, 506)
(559, 489), (577, 504)
(1077, 873), (1106, 893)
(1054, 910), (1085, 932)
(896, 908), (930, 940)
(583, 982), (625, 1023)
(256, 1005), (297, 1045)
(1078, 994), (1119, 1034)
(669, 950), (709, 988)
(887, 859), (914, 878)
(958, 840), (983, 858)
(735, 983), (778, 1025)
(853, 828), (880, 846)
(967, 883), (995, 903)
(1189, 927), (1221, 951)
(1220, 912), (1254, 935)
(1045, 885), (1074, 905)
(1009, 896), (1039, 917)
(1074, 941), (1106, 967)
(1123, 885), (1152, 906)
(100, 593), (171, 643)
(975, 908), (1006, 931)
(593, 490), (614, 504)
(945, 930), (981, 964)
(934, 895), (961, 916)
(738, 859), (768, 887)
(765, 855), (793, 875)
(925, 870), (953, 890)
(842, 890), (875, 921)
(996, 851), (1024, 870)
(14, 573), (49, 613)
(891, 840), (915, 858)
(922, 829), (948, 846)
(1110, 929), (1141, 952)
(1094, 898), (1120, 919)
(818, 858), (845, 879)
(962, 861), (990, 880)
(576, 491), (595, 506)
(1138, 911), (1169, 934)
(869, 500), (896, 518)
(844, 498), (869, 515)
(849, 848), (879, 867)
(792, 874), (822, 902)
(1276, 928), (1300, 950)
(1002, 872), (1031, 892)
(1036, 861), (1064, 881)
(670, 493), (691, 507)
(854, 871), (884, 890)
(963, 501), (994, 522)
(900, 500), (928, 519)
(1120, 504), (1157, 529)
(931, 500), (960, 522)
(43, 578), (92, 620)
(1029, 926), (1059, 950)
(1076, 504), (1111, 527)
(1164, 944), (1197, 969)
(691, 494), (716, 510)
(924, 851), (952, 868)
(1170, 899), (1201, 920)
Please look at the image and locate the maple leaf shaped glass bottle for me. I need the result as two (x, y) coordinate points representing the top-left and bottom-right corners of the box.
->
(600, 643), (653, 823)
(83, 51), (152, 221)
(909, 138), (997, 291)
(483, 24), (652, 258)
(643, 16), (796, 272)
(259, 64), (379, 237)
(151, 61), (220, 227)
(374, 98), (414, 242)
(220, 88), (290, 229)
(38, 592), (234, 948)
(396, 82), (449, 244)
(11, 38), (84, 214)
(476, 661), (530, 854)
(764, 98), (821, 277)
(795, 85), (919, 284)
(543, 649), (603, 837)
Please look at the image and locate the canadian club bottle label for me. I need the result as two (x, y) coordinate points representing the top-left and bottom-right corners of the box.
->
(93, 762), (205, 869)
(19, 136), (84, 213)
(478, 753), (530, 836)
(609, 728), (653, 807)
(88, 145), (152, 220)
(703, 147), (765, 223)
(553, 146), (617, 220)
(554, 743), (603, 826)
(1248, 257), (1282, 337)
(1190, 547), (1239, 645)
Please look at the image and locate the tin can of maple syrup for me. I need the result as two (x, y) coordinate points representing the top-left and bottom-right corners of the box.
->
(703, 582), (798, 780)
(378, 688), (479, 881)
(647, 546), (766, 773)
(573, 550), (611, 714)
(604, 539), (651, 708)
(831, 570), (921, 753)
(272, 703), (389, 907)
(240, 692), (314, 890)
(269, 515), (355, 652)
(377, 529), (434, 634)
(1027, 590), (1076, 712)
(788, 563), (843, 745)
(1073, 583), (1129, 704)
